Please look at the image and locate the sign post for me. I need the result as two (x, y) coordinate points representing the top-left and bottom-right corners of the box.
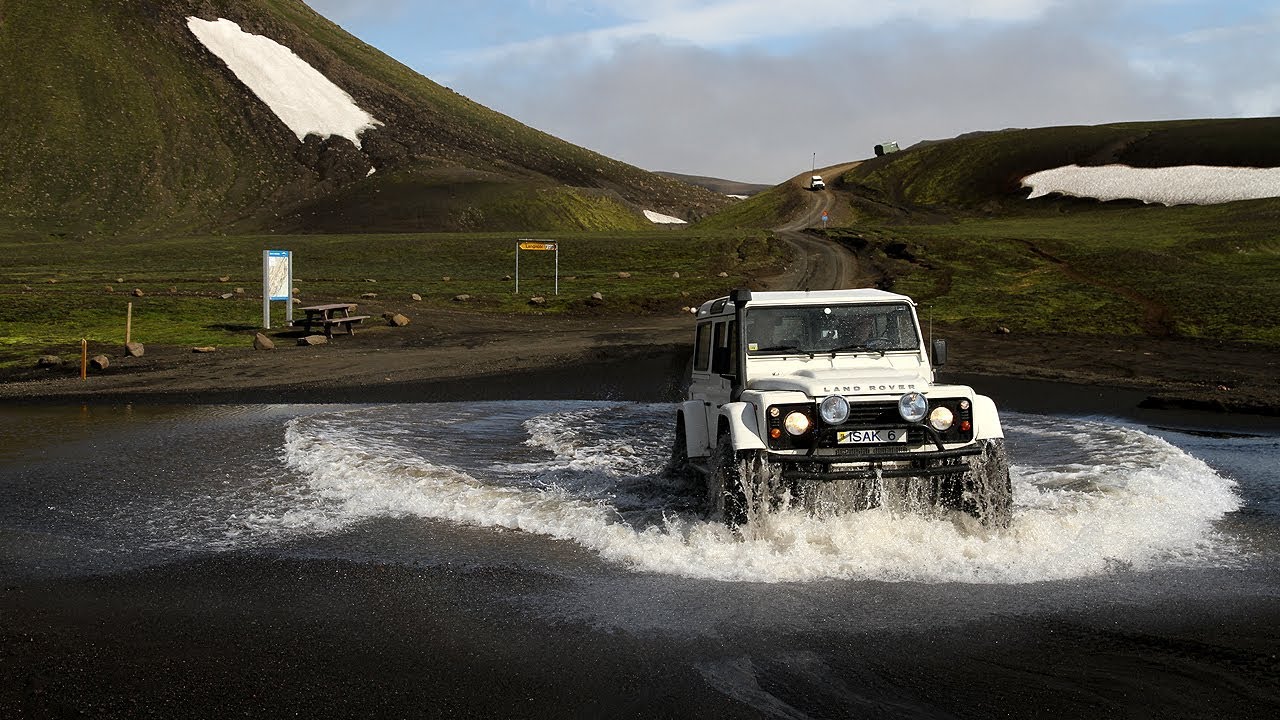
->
(262, 250), (293, 328)
(514, 240), (559, 295)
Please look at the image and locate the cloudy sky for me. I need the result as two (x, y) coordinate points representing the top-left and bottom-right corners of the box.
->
(307, 0), (1279, 183)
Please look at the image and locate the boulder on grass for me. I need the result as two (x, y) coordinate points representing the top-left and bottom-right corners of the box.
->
(586, 292), (604, 307)
(125, 342), (145, 357)
(383, 312), (411, 327)
(253, 333), (275, 351)
(298, 335), (328, 346)
(453, 294), (472, 302)
(528, 296), (546, 306)
(192, 346), (217, 353)
(411, 293), (422, 302)
(36, 355), (63, 368)
(91, 355), (110, 370)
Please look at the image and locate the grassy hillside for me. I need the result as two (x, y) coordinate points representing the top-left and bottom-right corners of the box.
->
(841, 118), (1280, 214)
(0, 0), (727, 236)
(804, 118), (1280, 346)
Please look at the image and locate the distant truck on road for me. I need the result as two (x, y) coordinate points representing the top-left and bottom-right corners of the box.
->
(874, 141), (900, 156)
(809, 175), (825, 190)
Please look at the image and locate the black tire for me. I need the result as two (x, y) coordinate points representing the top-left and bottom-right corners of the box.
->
(941, 439), (1013, 528)
(664, 414), (694, 480)
(709, 431), (748, 527)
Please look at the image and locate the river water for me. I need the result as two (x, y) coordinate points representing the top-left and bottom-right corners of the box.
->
(2, 401), (1274, 583)
(2, 400), (1278, 716)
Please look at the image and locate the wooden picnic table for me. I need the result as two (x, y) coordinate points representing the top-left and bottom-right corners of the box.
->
(291, 303), (371, 338)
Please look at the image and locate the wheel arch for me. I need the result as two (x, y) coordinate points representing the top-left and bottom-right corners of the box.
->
(718, 401), (767, 451)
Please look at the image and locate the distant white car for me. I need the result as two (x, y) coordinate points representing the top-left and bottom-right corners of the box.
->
(809, 175), (825, 190)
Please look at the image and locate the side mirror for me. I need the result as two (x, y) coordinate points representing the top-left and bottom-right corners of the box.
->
(930, 339), (948, 366)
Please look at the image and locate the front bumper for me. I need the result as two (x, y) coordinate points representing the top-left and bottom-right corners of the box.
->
(769, 444), (982, 481)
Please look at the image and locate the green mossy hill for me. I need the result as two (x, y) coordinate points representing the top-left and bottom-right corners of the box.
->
(0, 0), (726, 236)
(841, 117), (1280, 215)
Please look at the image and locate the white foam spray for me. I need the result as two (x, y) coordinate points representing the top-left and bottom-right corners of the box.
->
(258, 404), (1242, 584)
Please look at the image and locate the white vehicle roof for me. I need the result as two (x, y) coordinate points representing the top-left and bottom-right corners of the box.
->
(697, 288), (913, 317)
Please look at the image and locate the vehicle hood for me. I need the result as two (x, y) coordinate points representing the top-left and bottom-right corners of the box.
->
(747, 367), (930, 398)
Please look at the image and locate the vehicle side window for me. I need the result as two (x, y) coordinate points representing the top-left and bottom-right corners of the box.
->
(694, 322), (711, 371)
(711, 320), (737, 375)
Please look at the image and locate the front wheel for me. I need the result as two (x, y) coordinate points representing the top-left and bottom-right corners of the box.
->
(708, 432), (786, 528)
(941, 439), (1013, 528)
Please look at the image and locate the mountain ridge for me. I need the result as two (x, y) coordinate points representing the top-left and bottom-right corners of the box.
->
(0, 0), (729, 236)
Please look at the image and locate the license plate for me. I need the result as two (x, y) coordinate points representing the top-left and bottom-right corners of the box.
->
(837, 428), (909, 444)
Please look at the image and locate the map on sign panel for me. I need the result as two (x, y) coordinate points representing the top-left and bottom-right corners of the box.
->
(267, 252), (291, 300)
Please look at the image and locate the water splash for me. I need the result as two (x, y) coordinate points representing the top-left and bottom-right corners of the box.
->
(251, 404), (1244, 584)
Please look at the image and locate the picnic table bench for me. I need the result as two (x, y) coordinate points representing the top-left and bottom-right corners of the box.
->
(291, 303), (371, 338)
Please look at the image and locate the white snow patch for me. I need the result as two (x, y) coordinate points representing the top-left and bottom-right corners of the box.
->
(187, 17), (381, 148)
(644, 209), (687, 224)
(1021, 164), (1280, 206)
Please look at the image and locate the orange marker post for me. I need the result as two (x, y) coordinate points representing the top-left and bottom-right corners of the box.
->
(81, 339), (88, 380)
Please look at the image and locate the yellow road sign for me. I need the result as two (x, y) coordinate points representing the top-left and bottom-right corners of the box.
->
(518, 241), (557, 251)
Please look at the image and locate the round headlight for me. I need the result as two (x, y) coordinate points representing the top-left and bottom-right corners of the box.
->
(898, 392), (928, 423)
(928, 406), (954, 431)
(818, 395), (850, 425)
(784, 411), (812, 436)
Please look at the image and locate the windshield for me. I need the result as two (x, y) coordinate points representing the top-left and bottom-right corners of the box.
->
(743, 303), (920, 355)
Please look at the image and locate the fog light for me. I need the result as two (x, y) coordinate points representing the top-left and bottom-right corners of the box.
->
(784, 411), (812, 436)
(928, 406), (954, 431)
(898, 392), (928, 423)
(818, 395), (850, 425)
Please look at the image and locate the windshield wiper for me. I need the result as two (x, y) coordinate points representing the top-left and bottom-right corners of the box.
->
(754, 345), (815, 358)
(827, 343), (887, 357)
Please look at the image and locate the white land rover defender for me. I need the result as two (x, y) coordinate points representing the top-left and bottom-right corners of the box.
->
(668, 288), (1012, 528)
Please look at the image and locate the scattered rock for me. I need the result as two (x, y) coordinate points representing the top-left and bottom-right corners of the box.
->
(994, 326), (1011, 335)
(564, 276), (577, 281)
(192, 346), (217, 353)
(616, 271), (632, 279)
(453, 294), (472, 302)
(220, 293), (234, 300)
(501, 275), (512, 282)
(298, 335), (328, 346)
(253, 333), (275, 351)
(528, 296), (546, 306)
(411, 293), (422, 302)
(125, 342), (145, 357)
(672, 272), (681, 279)
(105, 285), (113, 293)
(365, 278), (377, 283)
(21, 285), (31, 291)
(116, 277), (124, 283)
(234, 287), (245, 296)
(680, 291), (690, 297)
(441, 276), (451, 282)
(384, 312), (411, 327)
(168, 286), (177, 294)
(132, 288), (144, 297)
(361, 292), (377, 299)
(46, 278), (57, 284)
(91, 355), (110, 370)
(218, 276), (230, 282)
(587, 292), (605, 306)
(36, 355), (63, 368)
(717, 271), (729, 278)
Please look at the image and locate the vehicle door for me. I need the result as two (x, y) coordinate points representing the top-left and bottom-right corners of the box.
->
(688, 318), (736, 442)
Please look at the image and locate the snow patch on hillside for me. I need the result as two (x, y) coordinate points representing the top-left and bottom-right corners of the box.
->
(1021, 164), (1280, 206)
(187, 17), (381, 148)
(644, 209), (687, 224)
